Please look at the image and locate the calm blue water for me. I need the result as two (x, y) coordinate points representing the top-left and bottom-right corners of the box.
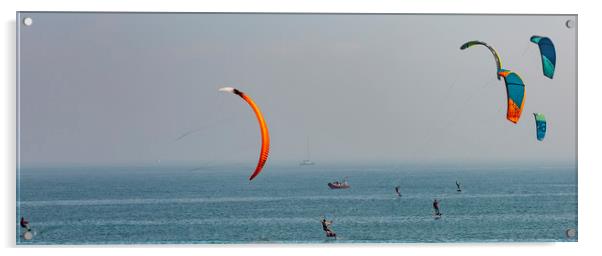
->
(16, 165), (577, 244)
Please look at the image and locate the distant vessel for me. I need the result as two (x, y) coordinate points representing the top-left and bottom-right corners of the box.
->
(299, 137), (315, 166)
(328, 177), (350, 189)
(299, 159), (315, 166)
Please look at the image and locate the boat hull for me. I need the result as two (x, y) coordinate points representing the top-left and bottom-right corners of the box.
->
(328, 183), (350, 189)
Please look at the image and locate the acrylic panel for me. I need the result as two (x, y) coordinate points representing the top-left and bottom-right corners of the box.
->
(16, 12), (577, 244)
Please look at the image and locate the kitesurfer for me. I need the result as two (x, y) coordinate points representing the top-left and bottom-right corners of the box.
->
(20, 217), (30, 231)
(433, 199), (441, 216)
(321, 217), (336, 237)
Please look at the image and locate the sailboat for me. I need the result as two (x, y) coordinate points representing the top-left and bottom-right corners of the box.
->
(299, 137), (315, 166)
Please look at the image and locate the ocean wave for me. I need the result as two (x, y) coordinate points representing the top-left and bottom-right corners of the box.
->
(26, 212), (576, 228)
(18, 192), (577, 207)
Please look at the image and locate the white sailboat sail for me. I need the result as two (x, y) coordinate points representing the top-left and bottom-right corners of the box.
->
(300, 137), (315, 166)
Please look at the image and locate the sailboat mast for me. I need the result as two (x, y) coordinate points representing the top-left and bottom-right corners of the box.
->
(306, 137), (310, 160)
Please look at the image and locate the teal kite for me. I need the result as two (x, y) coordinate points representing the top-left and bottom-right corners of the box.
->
(498, 69), (526, 123)
(530, 36), (556, 79)
(533, 113), (546, 141)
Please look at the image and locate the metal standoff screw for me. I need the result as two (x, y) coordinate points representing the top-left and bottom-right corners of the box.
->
(23, 17), (33, 26)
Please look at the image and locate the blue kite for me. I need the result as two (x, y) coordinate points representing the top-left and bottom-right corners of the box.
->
(530, 36), (556, 79)
(533, 113), (547, 141)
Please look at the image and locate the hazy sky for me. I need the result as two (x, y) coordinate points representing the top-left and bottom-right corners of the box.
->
(18, 13), (577, 167)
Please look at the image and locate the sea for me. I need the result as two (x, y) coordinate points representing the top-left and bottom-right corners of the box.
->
(16, 165), (577, 244)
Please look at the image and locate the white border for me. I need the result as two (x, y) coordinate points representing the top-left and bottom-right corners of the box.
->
(2, 0), (600, 255)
